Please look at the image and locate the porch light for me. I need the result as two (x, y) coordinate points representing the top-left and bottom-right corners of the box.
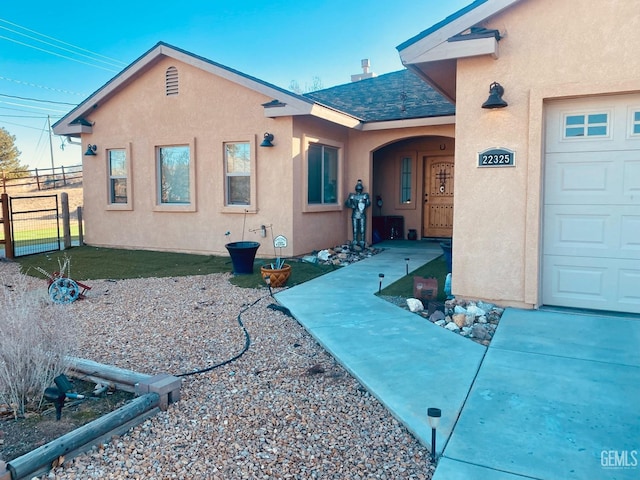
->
(481, 82), (508, 109)
(84, 144), (97, 156)
(260, 132), (274, 147)
(427, 407), (442, 463)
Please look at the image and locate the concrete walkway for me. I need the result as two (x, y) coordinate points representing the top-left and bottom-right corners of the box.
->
(275, 241), (486, 454)
(275, 242), (640, 480)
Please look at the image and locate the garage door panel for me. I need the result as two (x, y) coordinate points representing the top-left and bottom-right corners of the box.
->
(544, 206), (638, 259)
(545, 151), (638, 205)
(621, 215), (640, 252)
(624, 159), (640, 194)
(618, 269), (640, 310)
(543, 256), (640, 312)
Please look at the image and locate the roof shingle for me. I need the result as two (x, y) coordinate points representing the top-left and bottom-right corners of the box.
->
(304, 69), (455, 123)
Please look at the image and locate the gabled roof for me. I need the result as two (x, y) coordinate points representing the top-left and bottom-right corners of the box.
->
(304, 69), (455, 123)
(397, 0), (523, 102)
(53, 42), (360, 136)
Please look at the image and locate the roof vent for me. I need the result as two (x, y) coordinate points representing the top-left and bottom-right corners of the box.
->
(351, 59), (377, 82)
(166, 66), (179, 96)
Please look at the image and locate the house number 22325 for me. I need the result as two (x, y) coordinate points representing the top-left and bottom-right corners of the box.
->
(478, 148), (515, 167)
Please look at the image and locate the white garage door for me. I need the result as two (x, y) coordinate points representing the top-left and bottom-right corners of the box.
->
(543, 94), (640, 314)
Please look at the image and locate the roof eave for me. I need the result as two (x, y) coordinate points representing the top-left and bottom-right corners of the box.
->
(397, 0), (522, 101)
(358, 115), (455, 131)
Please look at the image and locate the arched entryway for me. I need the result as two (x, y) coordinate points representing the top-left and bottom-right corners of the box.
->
(371, 135), (454, 242)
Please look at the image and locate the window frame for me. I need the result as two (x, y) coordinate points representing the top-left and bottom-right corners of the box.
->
(220, 135), (257, 213)
(562, 110), (612, 141)
(105, 143), (133, 211)
(153, 139), (197, 212)
(628, 107), (640, 138)
(302, 134), (343, 213)
(394, 152), (417, 211)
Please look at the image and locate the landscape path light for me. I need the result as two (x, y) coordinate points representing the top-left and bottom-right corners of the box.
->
(427, 407), (442, 464)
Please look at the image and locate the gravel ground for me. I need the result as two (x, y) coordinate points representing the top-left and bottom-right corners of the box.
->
(0, 261), (434, 479)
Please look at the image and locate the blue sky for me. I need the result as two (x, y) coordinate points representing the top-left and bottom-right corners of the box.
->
(1, 1), (470, 169)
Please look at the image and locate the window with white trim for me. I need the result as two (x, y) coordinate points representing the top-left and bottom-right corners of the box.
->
(632, 110), (640, 135)
(108, 149), (127, 204)
(308, 143), (338, 204)
(564, 112), (609, 138)
(225, 142), (251, 205)
(400, 156), (412, 204)
(158, 145), (190, 204)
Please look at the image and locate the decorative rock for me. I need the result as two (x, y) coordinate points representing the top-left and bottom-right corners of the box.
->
(471, 324), (491, 340)
(434, 319), (446, 327)
(445, 322), (460, 332)
(406, 298), (424, 312)
(454, 305), (467, 315)
(429, 310), (445, 323)
(317, 250), (330, 261)
(478, 315), (487, 324)
(452, 313), (467, 328)
(477, 301), (495, 312)
(466, 305), (486, 317)
(461, 327), (472, 337)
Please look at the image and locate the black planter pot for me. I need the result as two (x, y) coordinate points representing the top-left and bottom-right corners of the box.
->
(225, 241), (260, 274)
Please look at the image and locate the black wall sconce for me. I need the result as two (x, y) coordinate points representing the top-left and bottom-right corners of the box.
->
(481, 82), (508, 109)
(84, 144), (97, 156)
(260, 132), (274, 147)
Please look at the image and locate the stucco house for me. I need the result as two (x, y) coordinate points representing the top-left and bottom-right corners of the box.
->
(54, 0), (640, 315)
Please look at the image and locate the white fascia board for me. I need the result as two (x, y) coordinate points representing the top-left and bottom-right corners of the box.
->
(413, 36), (498, 63)
(308, 104), (362, 128)
(54, 124), (92, 137)
(399, 0), (520, 65)
(358, 115), (455, 131)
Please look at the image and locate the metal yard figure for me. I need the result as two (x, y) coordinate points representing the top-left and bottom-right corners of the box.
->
(345, 179), (371, 247)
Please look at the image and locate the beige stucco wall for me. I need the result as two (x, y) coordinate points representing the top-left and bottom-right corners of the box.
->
(81, 56), (299, 258)
(452, 0), (640, 307)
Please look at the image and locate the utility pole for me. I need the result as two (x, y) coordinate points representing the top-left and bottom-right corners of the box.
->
(47, 115), (55, 172)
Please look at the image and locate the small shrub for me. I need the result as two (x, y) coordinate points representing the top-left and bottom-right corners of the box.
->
(0, 272), (76, 418)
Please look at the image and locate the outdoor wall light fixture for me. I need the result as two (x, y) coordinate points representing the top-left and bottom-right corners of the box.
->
(84, 144), (97, 156)
(378, 273), (385, 293)
(427, 407), (442, 463)
(260, 132), (275, 147)
(481, 82), (508, 109)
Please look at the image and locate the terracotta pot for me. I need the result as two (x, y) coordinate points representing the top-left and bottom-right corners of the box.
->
(260, 264), (291, 287)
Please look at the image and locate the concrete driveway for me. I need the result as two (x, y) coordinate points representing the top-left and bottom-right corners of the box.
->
(434, 308), (640, 480)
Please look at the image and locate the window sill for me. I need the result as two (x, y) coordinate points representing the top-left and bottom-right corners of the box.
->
(220, 205), (257, 214)
(303, 204), (342, 213)
(106, 204), (133, 211)
(153, 203), (196, 213)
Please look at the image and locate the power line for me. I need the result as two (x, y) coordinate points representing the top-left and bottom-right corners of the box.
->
(0, 76), (87, 97)
(0, 18), (127, 68)
(0, 93), (77, 106)
(0, 34), (120, 73)
(0, 100), (69, 114)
